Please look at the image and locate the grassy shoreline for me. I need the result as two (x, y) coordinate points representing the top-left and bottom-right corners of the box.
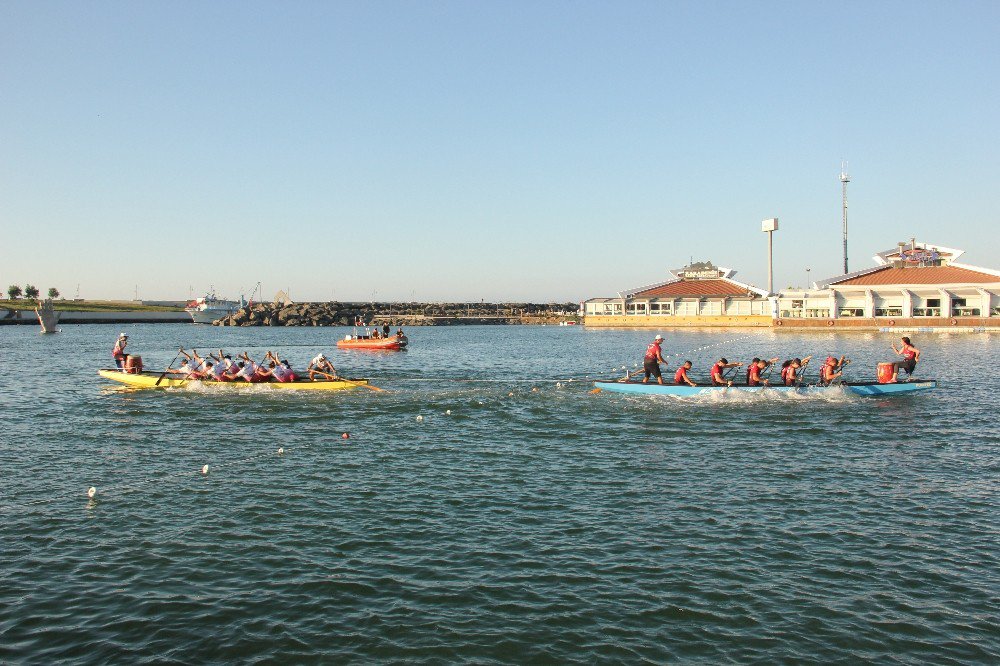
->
(0, 299), (185, 312)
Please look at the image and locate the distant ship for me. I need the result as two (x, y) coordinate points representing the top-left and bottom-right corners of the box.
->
(185, 294), (243, 324)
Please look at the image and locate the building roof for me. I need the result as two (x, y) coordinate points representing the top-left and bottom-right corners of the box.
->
(830, 265), (1000, 286)
(631, 278), (756, 298)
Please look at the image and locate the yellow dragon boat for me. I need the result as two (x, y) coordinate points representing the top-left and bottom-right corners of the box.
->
(98, 369), (371, 391)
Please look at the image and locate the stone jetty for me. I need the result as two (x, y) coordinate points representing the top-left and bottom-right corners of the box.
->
(214, 302), (579, 327)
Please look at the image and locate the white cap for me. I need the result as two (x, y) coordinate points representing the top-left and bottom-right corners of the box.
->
(654, 334), (663, 340)
(119, 332), (128, 338)
(317, 353), (325, 359)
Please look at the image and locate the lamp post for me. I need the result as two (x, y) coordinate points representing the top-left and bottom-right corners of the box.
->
(761, 218), (779, 294)
(806, 267), (811, 290)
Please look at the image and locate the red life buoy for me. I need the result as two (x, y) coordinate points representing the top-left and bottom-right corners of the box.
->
(827, 320), (835, 327)
(888, 319), (896, 326)
(775, 320), (783, 326)
(951, 318), (958, 325)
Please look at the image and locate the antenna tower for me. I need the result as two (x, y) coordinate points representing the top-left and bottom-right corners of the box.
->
(840, 161), (850, 274)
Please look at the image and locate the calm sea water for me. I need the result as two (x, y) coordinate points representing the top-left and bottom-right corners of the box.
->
(1, 324), (997, 663)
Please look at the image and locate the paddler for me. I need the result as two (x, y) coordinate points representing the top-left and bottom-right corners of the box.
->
(641, 334), (668, 385)
(112, 333), (129, 370)
(710, 358), (743, 386)
(233, 353), (260, 382)
(780, 356), (812, 386)
(674, 360), (696, 387)
(889, 336), (920, 382)
(818, 355), (849, 385)
(179, 349), (207, 374)
(307, 353), (338, 381)
(747, 357), (779, 386)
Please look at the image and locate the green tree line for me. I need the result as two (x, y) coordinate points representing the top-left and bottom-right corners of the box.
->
(6, 285), (60, 300)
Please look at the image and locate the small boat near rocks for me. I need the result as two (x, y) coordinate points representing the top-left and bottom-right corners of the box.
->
(337, 334), (408, 351)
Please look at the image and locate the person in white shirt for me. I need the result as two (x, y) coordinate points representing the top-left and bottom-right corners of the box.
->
(168, 359), (194, 375)
(308, 353), (337, 380)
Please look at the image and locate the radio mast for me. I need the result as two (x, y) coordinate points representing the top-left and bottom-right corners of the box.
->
(840, 161), (850, 274)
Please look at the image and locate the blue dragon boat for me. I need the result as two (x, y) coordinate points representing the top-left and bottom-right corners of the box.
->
(593, 379), (937, 397)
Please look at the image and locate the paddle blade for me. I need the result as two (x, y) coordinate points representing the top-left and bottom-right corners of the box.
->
(589, 388), (602, 394)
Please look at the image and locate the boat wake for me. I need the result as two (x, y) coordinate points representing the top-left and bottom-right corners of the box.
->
(668, 385), (858, 405)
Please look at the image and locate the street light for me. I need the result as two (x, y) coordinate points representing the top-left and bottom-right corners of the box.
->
(761, 218), (779, 294)
(806, 267), (811, 290)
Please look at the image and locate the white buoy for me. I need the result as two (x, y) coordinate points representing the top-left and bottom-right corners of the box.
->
(531, 387), (539, 392)
(201, 464), (209, 475)
(278, 447), (284, 455)
(445, 410), (451, 415)
(87, 486), (96, 499)
(508, 392), (514, 397)
(556, 382), (563, 388)
(416, 415), (424, 422)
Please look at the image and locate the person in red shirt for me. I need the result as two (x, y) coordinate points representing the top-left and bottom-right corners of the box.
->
(111, 333), (129, 370)
(818, 355), (849, 385)
(642, 334), (668, 384)
(780, 356), (812, 386)
(889, 337), (920, 382)
(674, 360), (696, 387)
(710, 358), (743, 386)
(747, 357), (778, 386)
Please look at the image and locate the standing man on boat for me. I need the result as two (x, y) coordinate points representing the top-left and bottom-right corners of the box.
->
(642, 334), (668, 385)
(112, 333), (129, 369)
(889, 337), (920, 382)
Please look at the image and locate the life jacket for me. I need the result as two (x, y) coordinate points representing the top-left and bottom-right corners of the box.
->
(112, 342), (126, 359)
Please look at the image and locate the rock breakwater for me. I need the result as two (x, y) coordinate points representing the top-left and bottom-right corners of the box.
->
(214, 302), (579, 326)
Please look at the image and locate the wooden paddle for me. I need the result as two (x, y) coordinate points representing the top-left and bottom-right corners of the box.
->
(155, 348), (184, 386)
(310, 370), (386, 392)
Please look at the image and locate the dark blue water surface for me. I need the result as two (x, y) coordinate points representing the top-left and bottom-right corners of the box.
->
(1, 324), (997, 663)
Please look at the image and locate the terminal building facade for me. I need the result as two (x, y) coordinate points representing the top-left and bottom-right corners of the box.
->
(774, 241), (1000, 329)
(584, 242), (1000, 330)
(583, 261), (773, 328)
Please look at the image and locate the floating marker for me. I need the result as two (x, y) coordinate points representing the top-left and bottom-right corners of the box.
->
(508, 392), (514, 397)
(201, 465), (209, 475)
(278, 447), (284, 455)
(342, 432), (350, 439)
(87, 486), (96, 499)
(416, 415), (423, 422)
(556, 382), (563, 388)
(445, 410), (452, 415)
(531, 387), (539, 392)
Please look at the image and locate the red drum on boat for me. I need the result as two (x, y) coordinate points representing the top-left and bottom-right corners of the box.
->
(877, 362), (894, 384)
(124, 356), (143, 374)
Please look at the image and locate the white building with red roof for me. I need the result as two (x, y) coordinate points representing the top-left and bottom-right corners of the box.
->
(775, 241), (1000, 330)
(583, 261), (773, 327)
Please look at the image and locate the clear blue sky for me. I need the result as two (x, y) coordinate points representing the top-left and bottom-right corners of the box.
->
(2, 1), (998, 302)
